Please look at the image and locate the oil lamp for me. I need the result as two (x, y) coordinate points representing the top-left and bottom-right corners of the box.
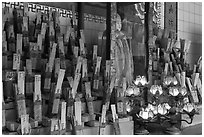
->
(134, 107), (152, 135)
(161, 86), (196, 135)
(125, 76), (149, 135)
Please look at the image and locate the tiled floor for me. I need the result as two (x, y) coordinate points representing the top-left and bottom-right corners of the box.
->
(181, 124), (202, 135)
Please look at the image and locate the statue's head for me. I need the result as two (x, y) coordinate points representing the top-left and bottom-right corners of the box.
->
(116, 14), (122, 31)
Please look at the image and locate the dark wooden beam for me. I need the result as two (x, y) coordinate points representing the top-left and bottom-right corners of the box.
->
(78, 2), (84, 36)
(106, 2), (111, 60)
(145, 2), (149, 81)
(32, 2), (76, 10)
(117, 2), (140, 7)
(85, 2), (106, 9)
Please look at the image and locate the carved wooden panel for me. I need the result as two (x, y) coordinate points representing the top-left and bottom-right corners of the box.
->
(164, 2), (177, 31)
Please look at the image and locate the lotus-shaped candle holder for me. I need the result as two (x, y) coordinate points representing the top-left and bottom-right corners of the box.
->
(134, 102), (171, 135)
(125, 86), (141, 97)
(149, 85), (163, 96)
(163, 76), (178, 87)
(159, 95), (196, 135)
(134, 75), (149, 87)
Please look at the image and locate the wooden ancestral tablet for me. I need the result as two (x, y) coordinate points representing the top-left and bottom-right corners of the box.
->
(66, 87), (74, 122)
(54, 58), (60, 78)
(2, 31), (8, 70)
(186, 77), (199, 103)
(21, 114), (31, 135)
(58, 36), (66, 70)
(84, 82), (98, 127)
(74, 97), (83, 135)
(4, 70), (16, 100)
(72, 73), (81, 98)
(34, 75), (42, 122)
(52, 69), (65, 114)
(16, 33), (23, 54)
(93, 57), (102, 93)
(13, 53), (21, 70)
(8, 24), (16, 52)
(104, 76), (115, 110)
(85, 82), (95, 115)
(16, 71), (27, 119)
(99, 105), (107, 135)
(111, 104), (121, 135)
(60, 101), (66, 134)
(50, 118), (60, 135)
(2, 91), (6, 130)
(116, 77), (127, 116)
(44, 43), (57, 91)
(26, 59), (34, 95)
(81, 58), (88, 93)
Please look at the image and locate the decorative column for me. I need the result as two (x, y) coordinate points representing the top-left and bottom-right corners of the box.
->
(145, 2), (154, 85)
(109, 2), (117, 79)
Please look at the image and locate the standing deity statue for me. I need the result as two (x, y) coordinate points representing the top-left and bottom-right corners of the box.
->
(112, 14), (134, 87)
